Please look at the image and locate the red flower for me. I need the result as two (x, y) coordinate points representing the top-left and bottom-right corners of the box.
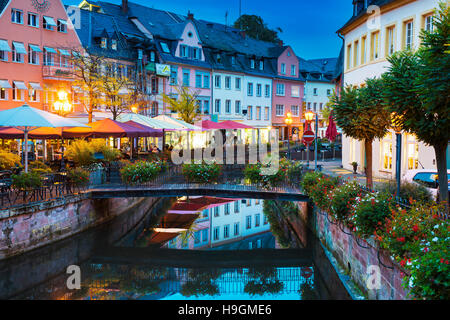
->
(397, 237), (405, 243)
(412, 225), (419, 233)
(400, 259), (407, 267)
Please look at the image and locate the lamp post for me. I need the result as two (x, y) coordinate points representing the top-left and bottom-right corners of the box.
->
(285, 112), (293, 160)
(304, 110), (314, 168)
(391, 113), (403, 200)
(53, 90), (72, 171)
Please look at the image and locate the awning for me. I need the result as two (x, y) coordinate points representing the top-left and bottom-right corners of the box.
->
(0, 40), (11, 52)
(58, 19), (67, 25)
(12, 42), (27, 55)
(58, 49), (70, 56)
(29, 82), (43, 90)
(43, 16), (57, 27)
(0, 80), (12, 89)
(29, 44), (42, 52)
(13, 81), (27, 90)
(44, 46), (57, 54)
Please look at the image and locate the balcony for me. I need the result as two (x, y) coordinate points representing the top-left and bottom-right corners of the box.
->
(42, 65), (74, 81)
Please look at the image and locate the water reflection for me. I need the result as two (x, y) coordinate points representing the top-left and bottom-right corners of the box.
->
(2, 196), (350, 300)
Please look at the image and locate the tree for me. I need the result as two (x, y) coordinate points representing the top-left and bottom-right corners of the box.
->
(233, 15), (282, 43)
(99, 64), (132, 120)
(162, 86), (201, 124)
(71, 52), (104, 123)
(332, 78), (391, 188)
(382, 3), (450, 205)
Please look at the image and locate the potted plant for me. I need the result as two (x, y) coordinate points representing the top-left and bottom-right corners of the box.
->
(351, 161), (358, 174)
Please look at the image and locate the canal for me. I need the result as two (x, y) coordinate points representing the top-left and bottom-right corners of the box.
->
(0, 196), (351, 300)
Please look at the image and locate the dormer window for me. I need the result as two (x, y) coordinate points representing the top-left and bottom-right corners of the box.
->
(231, 55), (236, 65)
(250, 59), (255, 69)
(100, 38), (107, 49)
(281, 63), (286, 74)
(150, 51), (155, 62)
(187, 31), (193, 38)
(180, 45), (188, 58)
(291, 64), (296, 76)
(192, 47), (200, 60)
(287, 51), (291, 57)
(216, 53), (221, 63)
(111, 39), (117, 50)
(160, 42), (170, 53)
(259, 60), (264, 70)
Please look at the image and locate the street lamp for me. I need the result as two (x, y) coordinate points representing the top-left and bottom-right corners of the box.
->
(285, 112), (293, 160)
(53, 90), (73, 171)
(391, 113), (403, 200)
(305, 110), (314, 168)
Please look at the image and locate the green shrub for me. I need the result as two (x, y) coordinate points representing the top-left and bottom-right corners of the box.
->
(350, 192), (393, 238)
(377, 181), (433, 204)
(29, 161), (52, 175)
(0, 150), (21, 170)
(67, 168), (90, 187)
(12, 172), (42, 190)
(64, 140), (94, 166)
(308, 175), (339, 211)
(244, 163), (263, 184)
(182, 162), (221, 183)
(120, 160), (166, 185)
(330, 181), (367, 223)
(89, 139), (121, 162)
(300, 171), (324, 195)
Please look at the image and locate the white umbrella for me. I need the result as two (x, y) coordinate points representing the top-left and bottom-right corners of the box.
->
(0, 104), (89, 173)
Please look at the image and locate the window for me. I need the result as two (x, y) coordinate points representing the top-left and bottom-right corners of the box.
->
(160, 42), (170, 53)
(203, 100), (210, 114)
(276, 83), (285, 96)
(150, 51), (155, 62)
(264, 107), (269, 121)
(320, 103), (323, 110)
(12, 42), (25, 63)
(111, 39), (117, 50)
(386, 25), (396, 56)
(371, 31), (380, 60)
(182, 69), (190, 86)
(250, 59), (255, 69)
(247, 83), (253, 96)
(291, 105), (299, 116)
(256, 84), (262, 97)
(255, 214), (260, 227)
(313, 88), (318, 96)
(28, 45), (40, 65)
(170, 66), (177, 85)
(307, 102), (311, 110)
(151, 77), (159, 94)
(203, 74), (210, 88)
(291, 85), (300, 98)
(276, 104), (284, 116)
(12, 82), (24, 101)
(216, 53), (221, 63)
(214, 99), (220, 113)
(214, 206), (220, 217)
(404, 20), (414, 50)
(202, 229), (208, 242)
(259, 60), (264, 70)
(407, 134), (419, 170)
(327, 89), (332, 96)
(43, 48), (54, 66)
(28, 12), (38, 27)
(213, 227), (220, 241)
(265, 85), (270, 97)
(43, 16), (56, 30)
(234, 201), (240, 213)
(179, 45), (188, 58)
(0, 42), (8, 61)
(57, 19), (67, 33)
(361, 35), (367, 65)
(235, 78), (241, 90)
(234, 223), (240, 236)
(246, 216), (252, 229)
(424, 14), (434, 32)
(100, 38), (107, 49)
(291, 64), (296, 76)
(247, 106), (253, 120)
(264, 215), (268, 225)
(381, 132), (393, 171)
(11, 9), (23, 24)
(235, 100), (241, 114)
(0, 87), (6, 100)
(353, 40), (359, 67)
(225, 76), (231, 89)
(192, 47), (200, 60)
(256, 106), (261, 120)
(281, 63), (286, 74)
(195, 73), (202, 88)
(231, 55), (236, 65)
(346, 44), (352, 69)
(214, 75), (221, 88)
(225, 100), (231, 114)
(194, 231), (201, 244)
(224, 225), (230, 239)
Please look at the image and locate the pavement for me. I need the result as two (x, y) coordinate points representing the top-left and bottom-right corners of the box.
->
(296, 159), (392, 188)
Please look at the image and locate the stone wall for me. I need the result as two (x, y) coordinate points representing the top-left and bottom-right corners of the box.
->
(0, 195), (157, 260)
(312, 207), (409, 300)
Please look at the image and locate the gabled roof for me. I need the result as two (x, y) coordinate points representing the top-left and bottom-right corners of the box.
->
(0, 0), (9, 16)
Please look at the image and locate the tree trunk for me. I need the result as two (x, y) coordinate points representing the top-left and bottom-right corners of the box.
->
(364, 139), (373, 189)
(434, 143), (449, 207)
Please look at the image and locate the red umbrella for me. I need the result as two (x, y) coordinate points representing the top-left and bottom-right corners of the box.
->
(220, 120), (254, 129)
(325, 111), (338, 142)
(124, 120), (164, 138)
(64, 118), (153, 138)
(195, 120), (226, 130)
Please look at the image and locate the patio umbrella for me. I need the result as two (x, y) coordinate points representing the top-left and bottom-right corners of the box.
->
(154, 115), (201, 131)
(325, 111), (338, 142)
(116, 113), (182, 130)
(195, 120), (226, 130)
(124, 121), (164, 137)
(64, 118), (153, 138)
(0, 104), (89, 172)
(219, 120), (254, 130)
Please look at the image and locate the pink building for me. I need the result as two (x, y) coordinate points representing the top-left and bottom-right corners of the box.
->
(0, 0), (82, 112)
(271, 46), (304, 141)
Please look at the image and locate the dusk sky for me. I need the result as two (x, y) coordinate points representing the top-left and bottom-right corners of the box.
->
(63, 0), (354, 60)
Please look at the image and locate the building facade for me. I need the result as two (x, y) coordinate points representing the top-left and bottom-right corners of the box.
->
(0, 0), (82, 112)
(338, 0), (444, 179)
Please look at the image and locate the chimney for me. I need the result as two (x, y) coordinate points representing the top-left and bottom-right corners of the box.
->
(240, 31), (246, 39)
(187, 11), (194, 20)
(122, 0), (128, 14)
(278, 40), (284, 47)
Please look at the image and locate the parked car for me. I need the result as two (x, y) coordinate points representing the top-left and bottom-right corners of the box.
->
(402, 169), (450, 201)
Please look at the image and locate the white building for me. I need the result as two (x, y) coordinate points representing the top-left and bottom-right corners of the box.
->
(338, 0), (445, 179)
